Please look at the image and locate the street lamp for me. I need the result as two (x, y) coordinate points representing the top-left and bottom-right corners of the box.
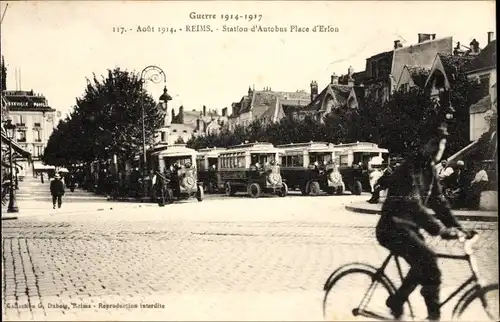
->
(5, 119), (19, 213)
(139, 65), (170, 200)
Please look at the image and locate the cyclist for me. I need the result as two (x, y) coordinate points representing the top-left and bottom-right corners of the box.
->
(375, 122), (470, 321)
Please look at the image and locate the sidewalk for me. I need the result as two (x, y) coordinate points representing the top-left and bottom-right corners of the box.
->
(346, 200), (498, 222)
(2, 173), (156, 220)
(2, 200), (157, 221)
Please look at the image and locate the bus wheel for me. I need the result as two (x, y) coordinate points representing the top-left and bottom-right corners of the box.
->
(196, 185), (204, 202)
(278, 183), (288, 197)
(225, 182), (235, 196)
(248, 183), (261, 198)
(308, 181), (321, 196)
(353, 181), (362, 195)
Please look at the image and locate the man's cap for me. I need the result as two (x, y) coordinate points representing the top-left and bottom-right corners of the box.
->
(54, 173), (61, 178)
(457, 160), (465, 166)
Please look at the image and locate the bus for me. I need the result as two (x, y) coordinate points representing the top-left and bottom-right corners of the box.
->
(277, 142), (345, 195)
(218, 142), (287, 198)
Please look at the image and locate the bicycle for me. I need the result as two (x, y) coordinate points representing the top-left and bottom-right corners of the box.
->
(323, 230), (498, 321)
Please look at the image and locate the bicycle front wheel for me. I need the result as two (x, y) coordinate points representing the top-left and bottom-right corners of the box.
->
(323, 267), (403, 321)
(454, 283), (499, 321)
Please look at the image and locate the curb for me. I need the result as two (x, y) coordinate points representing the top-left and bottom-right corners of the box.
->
(345, 205), (498, 222)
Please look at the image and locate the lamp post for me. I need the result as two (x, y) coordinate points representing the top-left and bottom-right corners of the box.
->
(139, 65), (169, 200)
(5, 120), (19, 213)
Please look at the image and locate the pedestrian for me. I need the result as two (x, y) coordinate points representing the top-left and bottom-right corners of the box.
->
(50, 173), (65, 209)
(374, 123), (471, 321)
(447, 160), (468, 208)
(468, 161), (490, 209)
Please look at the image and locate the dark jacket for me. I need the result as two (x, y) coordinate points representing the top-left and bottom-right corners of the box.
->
(446, 169), (469, 191)
(376, 155), (461, 236)
(50, 179), (65, 196)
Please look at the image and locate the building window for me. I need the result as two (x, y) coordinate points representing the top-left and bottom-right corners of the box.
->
(401, 83), (409, 93)
(17, 115), (25, 126)
(161, 132), (166, 142)
(17, 130), (26, 142)
(479, 74), (491, 97)
(34, 130), (42, 142)
(36, 146), (44, 157)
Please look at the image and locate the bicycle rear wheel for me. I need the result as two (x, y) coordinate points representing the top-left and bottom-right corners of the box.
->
(454, 283), (499, 321)
(323, 266), (405, 321)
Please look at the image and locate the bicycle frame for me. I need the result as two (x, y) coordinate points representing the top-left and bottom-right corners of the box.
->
(356, 234), (484, 321)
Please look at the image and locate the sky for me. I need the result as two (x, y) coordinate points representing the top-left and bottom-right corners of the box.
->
(1, 1), (496, 118)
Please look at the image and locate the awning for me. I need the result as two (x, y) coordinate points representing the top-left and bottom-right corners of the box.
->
(1, 131), (31, 159)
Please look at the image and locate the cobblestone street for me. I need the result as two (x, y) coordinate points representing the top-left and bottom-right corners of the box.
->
(2, 196), (498, 321)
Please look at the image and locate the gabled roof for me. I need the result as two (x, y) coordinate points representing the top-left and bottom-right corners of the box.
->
(406, 65), (431, 88)
(391, 37), (453, 85)
(438, 53), (476, 82)
(352, 86), (366, 108)
(303, 83), (352, 113)
(425, 53), (476, 88)
(466, 40), (497, 73)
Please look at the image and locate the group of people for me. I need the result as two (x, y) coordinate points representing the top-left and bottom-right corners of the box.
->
(438, 159), (491, 210)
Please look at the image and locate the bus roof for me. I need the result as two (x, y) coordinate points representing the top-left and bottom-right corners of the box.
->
(221, 142), (282, 155)
(334, 142), (389, 153)
(150, 144), (198, 157)
(277, 141), (341, 153)
(197, 147), (227, 158)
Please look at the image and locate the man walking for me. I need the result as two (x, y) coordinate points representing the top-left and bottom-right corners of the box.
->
(50, 173), (65, 209)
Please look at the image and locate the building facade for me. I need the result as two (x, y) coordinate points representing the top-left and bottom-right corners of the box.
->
(3, 90), (59, 159)
(228, 86), (311, 129)
(466, 34), (496, 141)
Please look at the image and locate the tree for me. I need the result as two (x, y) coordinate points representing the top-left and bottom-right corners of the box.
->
(377, 87), (439, 157)
(43, 68), (165, 166)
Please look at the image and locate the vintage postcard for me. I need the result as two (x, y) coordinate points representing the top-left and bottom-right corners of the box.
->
(1, 1), (497, 321)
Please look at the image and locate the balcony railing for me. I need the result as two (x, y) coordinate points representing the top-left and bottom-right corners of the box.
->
(35, 139), (42, 143)
(17, 138), (27, 143)
(34, 123), (41, 127)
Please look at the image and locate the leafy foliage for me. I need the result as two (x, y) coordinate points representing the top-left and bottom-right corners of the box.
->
(43, 68), (164, 166)
(187, 76), (483, 159)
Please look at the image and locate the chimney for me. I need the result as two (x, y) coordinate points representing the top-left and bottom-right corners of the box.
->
(470, 39), (480, 54)
(393, 40), (402, 49)
(203, 105), (206, 116)
(196, 119), (201, 132)
(418, 33), (432, 43)
(178, 106), (184, 124)
(310, 80), (318, 101)
(431, 34), (436, 40)
(171, 107), (176, 123)
(330, 73), (338, 85)
(222, 107), (227, 117)
(488, 31), (494, 44)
